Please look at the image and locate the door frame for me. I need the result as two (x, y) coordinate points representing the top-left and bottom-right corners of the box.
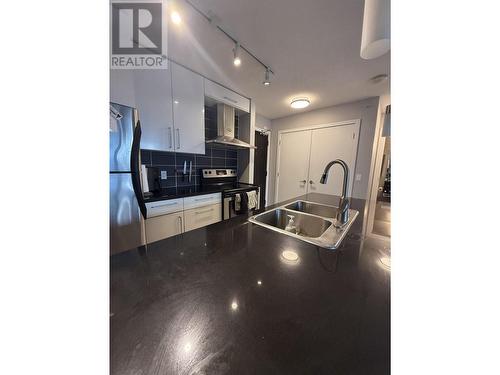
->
(365, 128), (391, 242)
(275, 119), (361, 203)
(254, 127), (271, 207)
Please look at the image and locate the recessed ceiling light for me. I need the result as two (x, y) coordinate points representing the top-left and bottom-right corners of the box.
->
(290, 98), (310, 109)
(171, 11), (181, 25)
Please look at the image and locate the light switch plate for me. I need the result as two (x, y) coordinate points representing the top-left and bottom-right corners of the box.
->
(160, 171), (167, 179)
(355, 173), (362, 181)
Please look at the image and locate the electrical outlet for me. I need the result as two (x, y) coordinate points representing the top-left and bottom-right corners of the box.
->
(355, 173), (362, 181)
(160, 171), (167, 179)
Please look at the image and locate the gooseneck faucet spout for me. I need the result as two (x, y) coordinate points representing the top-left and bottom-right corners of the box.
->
(320, 159), (350, 227)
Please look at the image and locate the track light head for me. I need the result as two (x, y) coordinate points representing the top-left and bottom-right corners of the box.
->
(263, 68), (271, 86)
(233, 42), (241, 66)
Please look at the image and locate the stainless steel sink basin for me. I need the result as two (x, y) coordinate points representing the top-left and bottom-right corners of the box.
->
(251, 208), (332, 238)
(248, 200), (359, 250)
(284, 200), (338, 218)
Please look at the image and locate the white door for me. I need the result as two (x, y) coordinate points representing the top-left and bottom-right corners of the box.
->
(171, 62), (205, 154)
(307, 124), (358, 196)
(134, 68), (174, 151)
(276, 130), (312, 202)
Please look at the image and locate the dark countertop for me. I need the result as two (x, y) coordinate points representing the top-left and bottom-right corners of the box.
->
(111, 193), (390, 374)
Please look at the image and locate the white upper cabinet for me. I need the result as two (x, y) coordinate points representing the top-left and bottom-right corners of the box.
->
(134, 68), (174, 151)
(110, 69), (136, 108)
(204, 79), (250, 113)
(171, 62), (205, 154)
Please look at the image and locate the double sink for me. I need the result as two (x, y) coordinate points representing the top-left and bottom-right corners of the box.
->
(248, 200), (359, 249)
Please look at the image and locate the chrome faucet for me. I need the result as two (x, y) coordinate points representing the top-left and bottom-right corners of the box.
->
(320, 159), (350, 227)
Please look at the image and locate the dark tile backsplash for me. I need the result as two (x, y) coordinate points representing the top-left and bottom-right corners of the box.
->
(140, 105), (242, 189)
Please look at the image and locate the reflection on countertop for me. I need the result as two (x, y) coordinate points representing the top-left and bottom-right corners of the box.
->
(111, 193), (390, 375)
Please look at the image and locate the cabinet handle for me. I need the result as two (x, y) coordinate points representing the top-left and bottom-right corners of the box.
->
(299, 180), (306, 184)
(223, 96), (237, 104)
(309, 180), (314, 184)
(194, 197), (212, 202)
(151, 202), (178, 209)
(176, 129), (181, 149)
(168, 127), (173, 149)
(195, 208), (213, 215)
(178, 216), (183, 232)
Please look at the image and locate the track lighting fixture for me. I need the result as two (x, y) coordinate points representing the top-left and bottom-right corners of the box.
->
(179, 2), (275, 79)
(263, 68), (271, 86)
(233, 42), (241, 66)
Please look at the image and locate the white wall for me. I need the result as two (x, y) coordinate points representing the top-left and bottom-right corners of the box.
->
(268, 97), (380, 204)
(255, 113), (272, 130)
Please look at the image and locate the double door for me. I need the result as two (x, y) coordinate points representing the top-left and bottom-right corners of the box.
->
(276, 122), (359, 202)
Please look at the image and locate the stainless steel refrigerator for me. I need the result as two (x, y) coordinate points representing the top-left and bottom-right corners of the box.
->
(109, 102), (147, 254)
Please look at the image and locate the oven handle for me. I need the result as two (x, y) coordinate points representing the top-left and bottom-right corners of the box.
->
(222, 188), (259, 198)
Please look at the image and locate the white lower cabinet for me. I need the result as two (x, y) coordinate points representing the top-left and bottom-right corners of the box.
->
(145, 193), (222, 244)
(184, 203), (222, 232)
(145, 212), (184, 244)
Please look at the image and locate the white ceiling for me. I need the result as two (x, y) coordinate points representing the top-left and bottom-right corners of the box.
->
(167, 0), (390, 119)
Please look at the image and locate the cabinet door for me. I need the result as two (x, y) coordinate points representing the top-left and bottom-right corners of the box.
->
(110, 69), (136, 108)
(183, 203), (222, 232)
(171, 63), (205, 154)
(145, 212), (184, 244)
(307, 124), (358, 197)
(134, 68), (174, 151)
(276, 130), (312, 202)
(204, 79), (250, 113)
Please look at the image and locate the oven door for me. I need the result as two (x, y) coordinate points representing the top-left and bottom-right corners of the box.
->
(223, 188), (260, 220)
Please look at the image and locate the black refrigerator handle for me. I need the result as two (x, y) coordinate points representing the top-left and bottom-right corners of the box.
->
(130, 121), (147, 219)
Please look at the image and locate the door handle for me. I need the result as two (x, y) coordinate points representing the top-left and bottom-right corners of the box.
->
(176, 129), (180, 149)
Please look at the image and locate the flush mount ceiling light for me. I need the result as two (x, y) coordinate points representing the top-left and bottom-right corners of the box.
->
(263, 68), (271, 86)
(233, 42), (241, 66)
(290, 98), (310, 109)
(360, 0), (390, 59)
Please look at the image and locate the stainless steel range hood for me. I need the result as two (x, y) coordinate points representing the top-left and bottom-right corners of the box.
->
(206, 103), (256, 149)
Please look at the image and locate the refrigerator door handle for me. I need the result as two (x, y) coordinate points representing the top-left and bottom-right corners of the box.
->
(130, 121), (148, 219)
